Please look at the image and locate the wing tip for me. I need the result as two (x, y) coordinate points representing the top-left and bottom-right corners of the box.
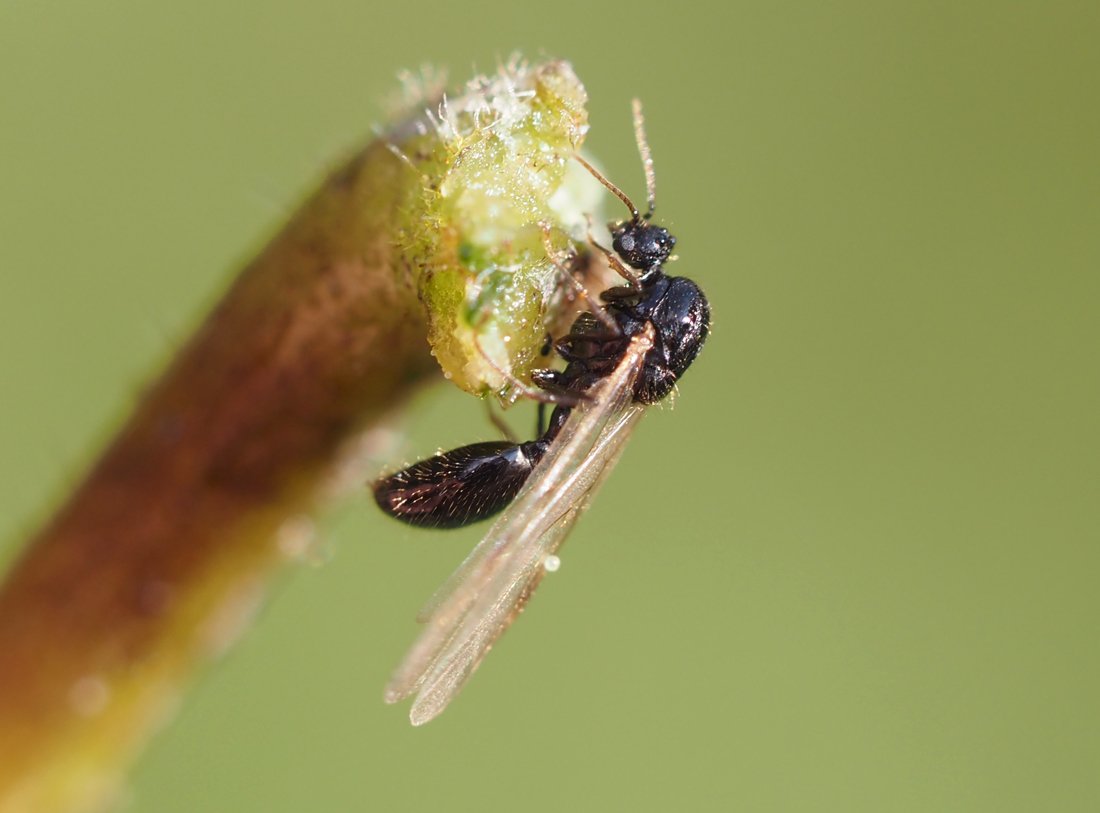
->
(409, 700), (445, 726)
(384, 684), (412, 705)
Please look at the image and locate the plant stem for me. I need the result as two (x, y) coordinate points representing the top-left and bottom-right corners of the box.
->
(0, 132), (434, 811)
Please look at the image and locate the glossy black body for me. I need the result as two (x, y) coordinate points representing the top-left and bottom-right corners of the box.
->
(611, 221), (675, 279)
(372, 440), (550, 529)
(554, 272), (709, 405)
(373, 214), (709, 529)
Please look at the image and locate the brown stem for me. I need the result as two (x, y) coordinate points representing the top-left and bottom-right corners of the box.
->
(0, 136), (436, 812)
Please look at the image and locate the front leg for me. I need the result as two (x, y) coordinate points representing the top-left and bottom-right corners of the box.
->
(600, 284), (642, 303)
(530, 369), (589, 406)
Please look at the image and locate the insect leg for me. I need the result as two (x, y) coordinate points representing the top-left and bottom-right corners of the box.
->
(529, 368), (580, 400)
(599, 285), (642, 302)
(536, 401), (547, 437)
(539, 223), (621, 334)
(584, 215), (643, 291)
(484, 399), (517, 443)
(474, 336), (586, 407)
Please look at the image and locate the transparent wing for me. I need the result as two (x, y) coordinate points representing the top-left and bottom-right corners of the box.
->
(384, 324), (655, 725)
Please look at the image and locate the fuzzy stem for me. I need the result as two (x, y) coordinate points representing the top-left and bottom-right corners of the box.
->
(0, 59), (596, 813)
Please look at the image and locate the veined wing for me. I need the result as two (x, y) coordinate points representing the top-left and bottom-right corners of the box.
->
(385, 324), (655, 725)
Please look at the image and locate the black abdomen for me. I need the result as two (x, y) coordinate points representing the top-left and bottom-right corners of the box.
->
(373, 440), (548, 528)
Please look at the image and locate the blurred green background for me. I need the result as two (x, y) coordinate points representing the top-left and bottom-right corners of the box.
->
(2, 1), (1097, 811)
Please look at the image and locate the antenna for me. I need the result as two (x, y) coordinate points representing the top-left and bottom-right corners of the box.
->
(574, 155), (640, 222)
(632, 99), (657, 219)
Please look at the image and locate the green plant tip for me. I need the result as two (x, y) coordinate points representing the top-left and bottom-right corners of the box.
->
(392, 58), (605, 398)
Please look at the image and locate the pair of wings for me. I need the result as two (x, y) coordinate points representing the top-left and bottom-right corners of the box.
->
(385, 324), (655, 725)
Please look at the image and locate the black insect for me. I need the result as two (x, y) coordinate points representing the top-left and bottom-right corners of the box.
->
(373, 101), (710, 529)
